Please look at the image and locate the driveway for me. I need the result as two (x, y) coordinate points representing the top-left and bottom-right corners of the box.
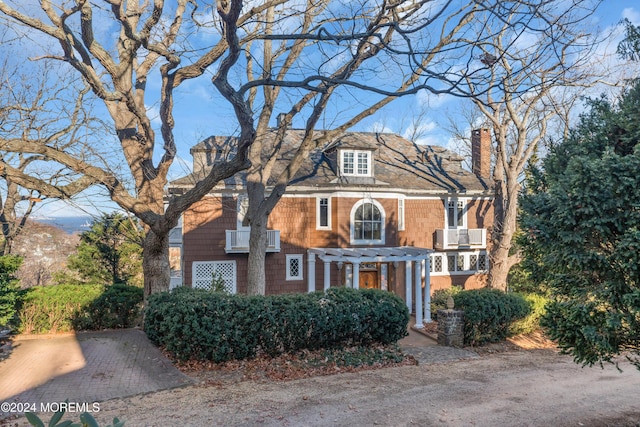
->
(36, 348), (640, 427)
(0, 329), (192, 421)
(3, 328), (640, 426)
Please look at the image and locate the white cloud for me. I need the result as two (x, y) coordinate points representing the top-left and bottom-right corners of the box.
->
(369, 121), (393, 134)
(622, 8), (640, 24)
(402, 121), (437, 141)
(416, 90), (452, 108)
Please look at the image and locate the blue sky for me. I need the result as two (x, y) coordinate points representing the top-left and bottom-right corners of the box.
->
(24, 1), (640, 219)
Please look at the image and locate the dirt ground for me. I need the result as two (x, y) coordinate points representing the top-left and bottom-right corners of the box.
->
(8, 336), (640, 427)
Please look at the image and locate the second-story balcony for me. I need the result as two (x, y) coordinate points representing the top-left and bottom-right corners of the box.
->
(225, 230), (281, 253)
(435, 228), (486, 250)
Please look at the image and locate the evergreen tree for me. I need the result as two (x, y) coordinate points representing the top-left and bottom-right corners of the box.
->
(0, 255), (22, 326)
(520, 81), (640, 369)
(67, 213), (143, 286)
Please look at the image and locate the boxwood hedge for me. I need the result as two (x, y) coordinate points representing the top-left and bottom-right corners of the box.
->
(453, 288), (530, 346)
(144, 287), (409, 362)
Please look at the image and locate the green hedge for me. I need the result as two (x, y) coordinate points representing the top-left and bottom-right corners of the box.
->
(454, 288), (530, 346)
(430, 286), (462, 320)
(73, 283), (143, 330)
(0, 255), (22, 327)
(509, 293), (549, 336)
(17, 283), (143, 334)
(144, 287), (409, 362)
(18, 284), (104, 334)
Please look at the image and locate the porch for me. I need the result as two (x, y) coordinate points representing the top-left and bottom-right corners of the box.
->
(307, 246), (434, 328)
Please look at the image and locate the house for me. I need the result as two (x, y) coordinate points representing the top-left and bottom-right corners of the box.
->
(168, 128), (493, 325)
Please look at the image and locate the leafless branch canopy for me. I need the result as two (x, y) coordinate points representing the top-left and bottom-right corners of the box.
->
(0, 0), (601, 233)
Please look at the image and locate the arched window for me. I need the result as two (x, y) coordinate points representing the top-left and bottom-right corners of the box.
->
(351, 199), (385, 244)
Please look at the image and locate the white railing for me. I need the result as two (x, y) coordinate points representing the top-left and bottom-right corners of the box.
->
(435, 228), (486, 250)
(225, 230), (281, 253)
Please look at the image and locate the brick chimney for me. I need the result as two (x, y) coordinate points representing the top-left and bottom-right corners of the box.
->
(471, 128), (491, 179)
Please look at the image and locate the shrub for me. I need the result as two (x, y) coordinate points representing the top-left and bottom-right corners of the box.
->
(26, 407), (123, 427)
(17, 284), (104, 334)
(73, 283), (144, 330)
(430, 286), (462, 320)
(145, 287), (409, 362)
(17, 283), (143, 334)
(0, 255), (23, 327)
(509, 293), (549, 336)
(454, 288), (530, 346)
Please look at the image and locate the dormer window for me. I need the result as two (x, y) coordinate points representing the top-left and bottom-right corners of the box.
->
(340, 150), (372, 177)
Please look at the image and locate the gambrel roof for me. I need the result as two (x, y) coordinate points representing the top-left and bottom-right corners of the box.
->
(170, 129), (491, 195)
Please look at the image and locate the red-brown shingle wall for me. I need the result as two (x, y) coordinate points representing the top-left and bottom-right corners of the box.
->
(399, 198), (443, 248)
(182, 194), (492, 294)
(182, 195), (237, 287)
(466, 197), (494, 230)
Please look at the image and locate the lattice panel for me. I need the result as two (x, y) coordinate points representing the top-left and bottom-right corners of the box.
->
(193, 261), (237, 293)
(470, 254), (478, 270)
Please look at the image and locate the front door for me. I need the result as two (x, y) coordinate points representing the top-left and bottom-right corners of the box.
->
(359, 270), (379, 289)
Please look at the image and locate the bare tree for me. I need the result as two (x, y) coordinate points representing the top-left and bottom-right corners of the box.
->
(235, 1), (603, 294)
(447, 2), (606, 290)
(0, 54), (98, 255)
(0, 0), (603, 296)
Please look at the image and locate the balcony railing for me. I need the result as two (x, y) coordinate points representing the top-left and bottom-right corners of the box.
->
(225, 230), (281, 253)
(435, 228), (486, 250)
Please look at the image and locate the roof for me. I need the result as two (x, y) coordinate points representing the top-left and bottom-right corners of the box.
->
(170, 129), (491, 195)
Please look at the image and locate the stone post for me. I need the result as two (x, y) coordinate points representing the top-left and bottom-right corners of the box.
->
(437, 296), (465, 347)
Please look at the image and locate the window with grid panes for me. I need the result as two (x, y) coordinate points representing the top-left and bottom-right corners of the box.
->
(286, 255), (303, 280)
(341, 150), (371, 176)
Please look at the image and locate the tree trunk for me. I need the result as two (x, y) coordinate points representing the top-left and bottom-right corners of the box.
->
(142, 229), (170, 299)
(488, 181), (520, 291)
(246, 215), (268, 295)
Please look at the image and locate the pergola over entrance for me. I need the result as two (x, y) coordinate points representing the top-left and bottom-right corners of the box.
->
(307, 246), (433, 328)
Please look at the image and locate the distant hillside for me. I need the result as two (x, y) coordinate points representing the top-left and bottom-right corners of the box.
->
(35, 216), (92, 234)
(13, 220), (80, 288)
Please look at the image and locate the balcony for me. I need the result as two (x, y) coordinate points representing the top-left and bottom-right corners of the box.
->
(435, 228), (486, 250)
(225, 230), (281, 253)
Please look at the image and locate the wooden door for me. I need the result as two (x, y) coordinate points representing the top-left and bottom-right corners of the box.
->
(359, 270), (379, 289)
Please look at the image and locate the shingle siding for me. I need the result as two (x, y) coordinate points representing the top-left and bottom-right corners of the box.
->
(173, 128), (494, 296)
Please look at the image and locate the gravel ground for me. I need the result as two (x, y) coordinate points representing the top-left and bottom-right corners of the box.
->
(6, 347), (640, 427)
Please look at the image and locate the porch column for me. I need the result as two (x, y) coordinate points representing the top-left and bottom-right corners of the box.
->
(423, 257), (432, 323)
(414, 260), (423, 328)
(352, 261), (360, 289)
(323, 261), (331, 291)
(307, 252), (316, 293)
(405, 261), (412, 312)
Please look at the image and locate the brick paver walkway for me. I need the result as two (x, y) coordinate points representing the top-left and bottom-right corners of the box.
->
(0, 329), (192, 418)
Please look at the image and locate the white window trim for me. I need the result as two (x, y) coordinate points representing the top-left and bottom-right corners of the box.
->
(430, 251), (489, 276)
(192, 260), (237, 293)
(340, 149), (372, 177)
(316, 196), (332, 230)
(398, 198), (405, 231)
(446, 197), (468, 229)
(237, 194), (250, 230)
(286, 254), (304, 281)
(350, 199), (385, 245)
